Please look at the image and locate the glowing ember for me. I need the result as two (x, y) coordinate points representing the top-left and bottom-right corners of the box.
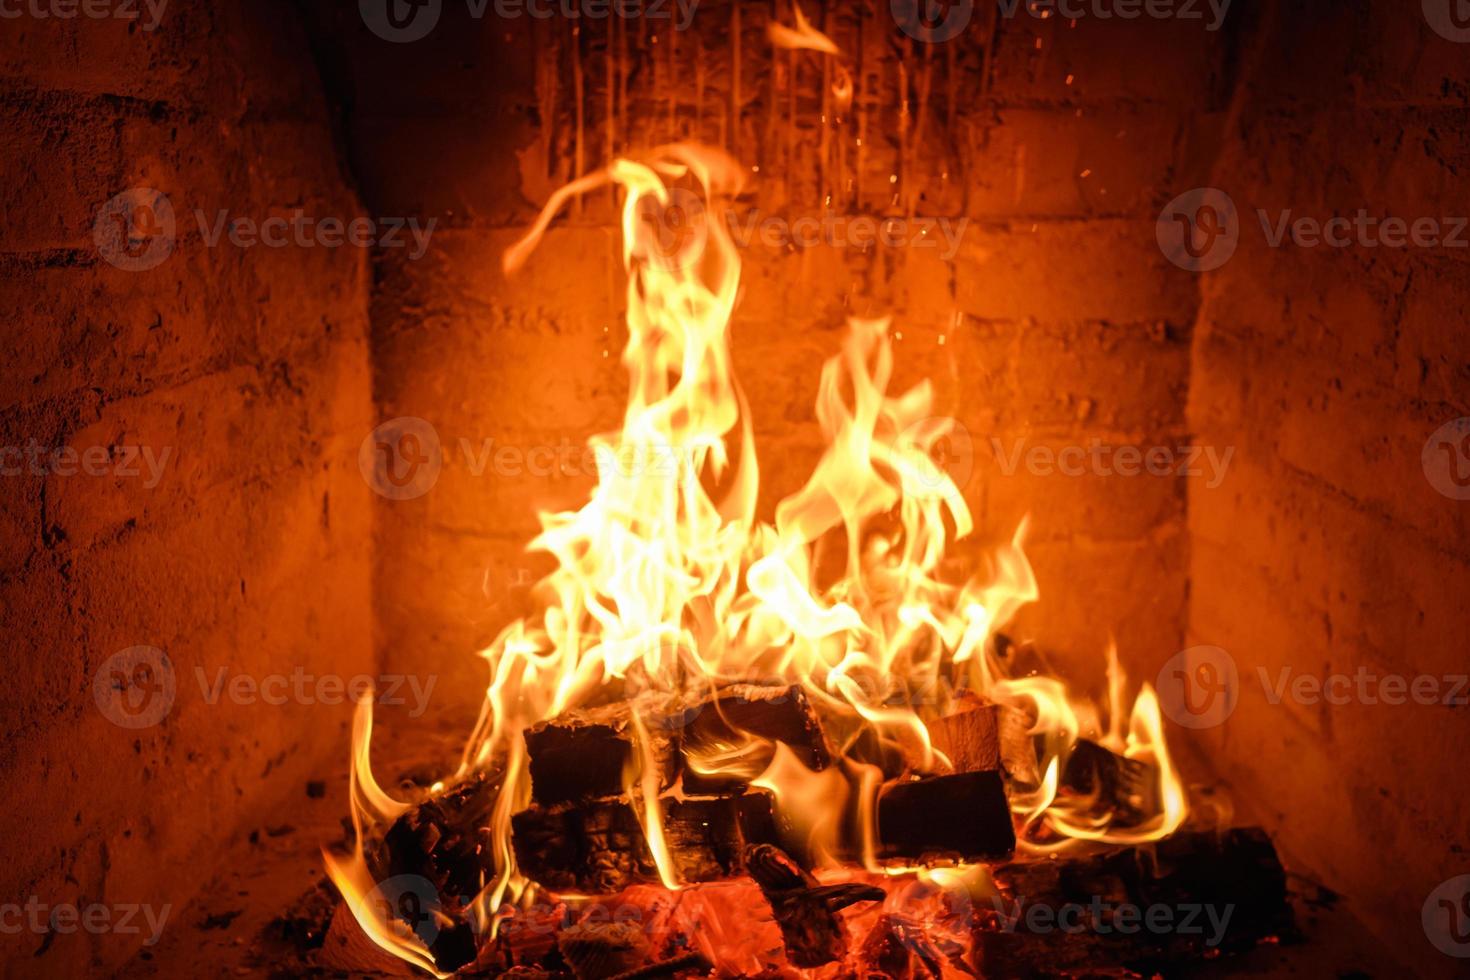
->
(324, 137), (1188, 973)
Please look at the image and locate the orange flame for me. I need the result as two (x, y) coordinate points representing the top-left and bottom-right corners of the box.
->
(767, 3), (840, 55)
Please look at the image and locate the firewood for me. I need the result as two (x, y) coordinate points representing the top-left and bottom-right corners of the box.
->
(379, 773), (499, 904)
(978, 827), (1293, 978)
(512, 791), (780, 894)
(996, 702), (1042, 786)
(679, 683), (832, 794)
(924, 695), (1000, 773)
(606, 951), (711, 979)
(372, 773), (500, 972)
(877, 771), (1016, 862)
(1059, 739), (1158, 827)
(526, 700), (678, 805)
(858, 912), (970, 979)
(744, 844), (885, 967)
(556, 920), (653, 980)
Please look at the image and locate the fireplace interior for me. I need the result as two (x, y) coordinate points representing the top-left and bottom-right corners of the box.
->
(2, 0), (1468, 977)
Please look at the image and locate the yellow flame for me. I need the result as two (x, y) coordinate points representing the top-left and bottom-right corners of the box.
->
(767, 3), (841, 55)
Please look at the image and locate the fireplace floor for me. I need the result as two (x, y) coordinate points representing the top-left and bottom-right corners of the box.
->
(110, 715), (1398, 979)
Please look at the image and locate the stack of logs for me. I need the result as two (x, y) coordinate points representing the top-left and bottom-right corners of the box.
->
(510, 683), (1017, 893)
(367, 683), (1296, 976)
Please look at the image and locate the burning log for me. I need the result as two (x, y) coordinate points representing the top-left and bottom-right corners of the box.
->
(924, 695), (1000, 773)
(679, 683), (832, 794)
(512, 790), (781, 893)
(1059, 738), (1158, 827)
(380, 775), (499, 902)
(370, 773), (499, 973)
(877, 770), (1016, 861)
(858, 913), (969, 979)
(978, 827), (1294, 978)
(556, 920), (653, 980)
(997, 702), (1042, 786)
(607, 951), (711, 979)
(744, 844), (885, 968)
(526, 700), (678, 805)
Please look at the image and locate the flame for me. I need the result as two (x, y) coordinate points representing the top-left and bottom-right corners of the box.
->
(767, 3), (840, 55)
(328, 140), (1190, 971)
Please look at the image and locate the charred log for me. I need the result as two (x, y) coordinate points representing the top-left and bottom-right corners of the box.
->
(1059, 738), (1159, 827)
(526, 700), (678, 805)
(745, 844), (885, 968)
(978, 827), (1294, 978)
(858, 913), (972, 979)
(877, 770), (1016, 861)
(678, 683), (832, 794)
(380, 774), (499, 902)
(556, 920), (653, 980)
(512, 791), (780, 893)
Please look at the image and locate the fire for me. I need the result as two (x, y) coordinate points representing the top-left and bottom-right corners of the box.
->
(325, 139), (1189, 971)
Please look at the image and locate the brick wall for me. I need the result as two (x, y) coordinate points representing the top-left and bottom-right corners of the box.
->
(0, 3), (373, 974)
(1183, 1), (1470, 973)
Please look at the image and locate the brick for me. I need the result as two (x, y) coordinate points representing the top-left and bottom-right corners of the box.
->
(985, 11), (1225, 106)
(957, 107), (1183, 218)
(953, 220), (1199, 323)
